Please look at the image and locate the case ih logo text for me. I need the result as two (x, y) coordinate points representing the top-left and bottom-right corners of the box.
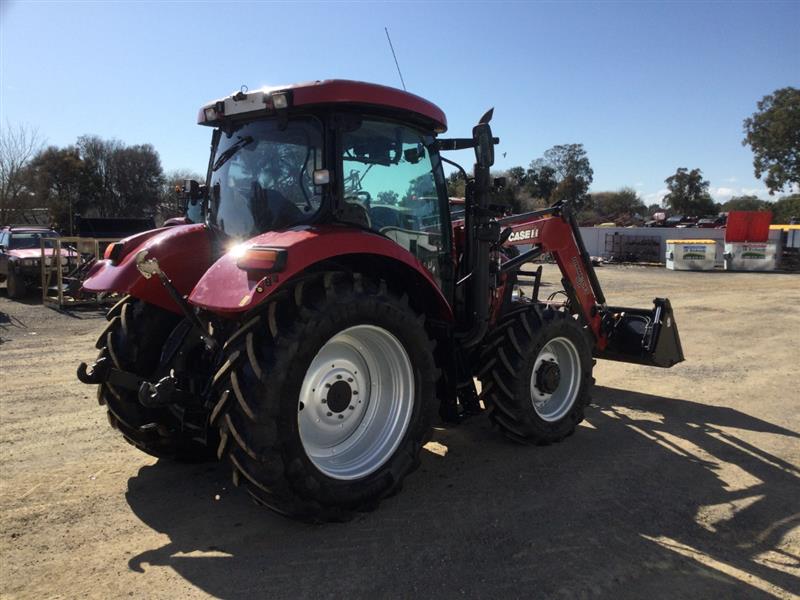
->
(508, 228), (539, 243)
(571, 256), (590, 293)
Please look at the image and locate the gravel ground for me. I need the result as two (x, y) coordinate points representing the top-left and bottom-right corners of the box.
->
(1, 265), (798, 599)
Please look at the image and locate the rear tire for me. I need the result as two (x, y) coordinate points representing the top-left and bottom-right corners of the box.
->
(478, 306), (593, 444)
(95, 297), (215, 461)
(6, 270), (27, 299)
(213, 271), (439, 521)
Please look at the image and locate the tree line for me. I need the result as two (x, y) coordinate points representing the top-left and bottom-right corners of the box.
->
(446, 145), (799, 226)
(0, 125), (199, 233)
(446, 86), (800, 225)
(1, 86), (798, 230)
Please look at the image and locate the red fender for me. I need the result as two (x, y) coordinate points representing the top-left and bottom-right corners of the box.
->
(188, 225), (453, 320)
(82, 224), (212, 315)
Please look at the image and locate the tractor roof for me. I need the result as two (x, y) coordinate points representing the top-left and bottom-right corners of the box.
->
(198, 79), (447, 133)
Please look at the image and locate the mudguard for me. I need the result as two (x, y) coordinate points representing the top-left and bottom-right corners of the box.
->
(82, 224), (212, 315)
(188, 225), (453, 320)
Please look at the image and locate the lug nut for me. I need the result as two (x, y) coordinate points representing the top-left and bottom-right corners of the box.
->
(353, 390), (358, 395)
(338, 415), (343, 419)
(348, 378), (353, 383)
(336, 375), (342, 380)
(325, 383), (331, 388)
(326, 412), (332, 417)
(349, 406), (355, 410)
(321, 399), (327, 404)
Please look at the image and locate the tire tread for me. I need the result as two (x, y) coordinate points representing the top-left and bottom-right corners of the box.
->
(216, 271), (439, 522)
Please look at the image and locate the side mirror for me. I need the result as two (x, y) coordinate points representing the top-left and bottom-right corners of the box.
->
(180, 180), (207, 223)
(472, 108), (498, 170)
(182, 179), (205, 201)
(473, 123), (495, 169)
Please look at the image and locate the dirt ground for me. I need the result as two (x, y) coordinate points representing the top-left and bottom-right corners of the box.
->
(1, 265), (798, 599)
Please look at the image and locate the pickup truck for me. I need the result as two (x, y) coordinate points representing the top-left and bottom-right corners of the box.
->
(0, 226), (74, 299)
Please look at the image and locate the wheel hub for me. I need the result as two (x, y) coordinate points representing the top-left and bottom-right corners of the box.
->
(528, 337), (582, 423)
(326, 380), (353, 413)
(535, 361), (561, 394)
(297, 325), (415, 480)
(308, 361), (364, 427)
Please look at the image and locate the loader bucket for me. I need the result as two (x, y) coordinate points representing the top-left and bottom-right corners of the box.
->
(596, 298), (684, 368)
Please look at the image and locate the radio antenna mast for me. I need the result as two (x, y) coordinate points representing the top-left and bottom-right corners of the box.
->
(384, 27), (407, 91)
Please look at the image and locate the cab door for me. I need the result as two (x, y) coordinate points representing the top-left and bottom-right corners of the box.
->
(338, 117), (452, 293)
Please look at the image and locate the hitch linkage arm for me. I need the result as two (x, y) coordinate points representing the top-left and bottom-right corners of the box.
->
(77, 356), (147, 391)
(134, 249), (217, 352)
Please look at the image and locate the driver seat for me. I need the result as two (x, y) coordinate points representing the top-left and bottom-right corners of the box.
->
(338, 202), (371, 229)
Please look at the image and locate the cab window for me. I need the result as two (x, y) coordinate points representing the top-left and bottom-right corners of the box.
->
(340, 119), (448, 281)
(9, 231), (57, 249)
(209, 119), (324, 240)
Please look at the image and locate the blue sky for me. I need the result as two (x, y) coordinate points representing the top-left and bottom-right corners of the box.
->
(2, 1), (798, 205)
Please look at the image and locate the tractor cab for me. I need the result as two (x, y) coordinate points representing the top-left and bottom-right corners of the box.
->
(197, 80), (453, 287)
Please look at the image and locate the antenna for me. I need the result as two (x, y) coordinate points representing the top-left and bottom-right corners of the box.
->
(384, 27), (407, 91)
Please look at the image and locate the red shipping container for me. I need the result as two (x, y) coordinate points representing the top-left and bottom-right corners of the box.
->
(725, 211), (772, 243)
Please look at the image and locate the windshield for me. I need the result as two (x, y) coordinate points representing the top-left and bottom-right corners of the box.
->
(9, 232), (58, 250)
(209, 118), (324, 239)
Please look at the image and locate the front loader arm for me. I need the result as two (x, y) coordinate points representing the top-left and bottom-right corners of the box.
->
(496, 204), (684, 368)
(498, 205), (608, 349)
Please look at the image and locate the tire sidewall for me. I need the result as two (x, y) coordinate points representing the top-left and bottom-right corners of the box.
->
(275, 292), (435, 505)
(514, 312), (592, 436)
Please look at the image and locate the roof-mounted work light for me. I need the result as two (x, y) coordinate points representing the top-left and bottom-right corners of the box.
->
(271, 92), (290, 110)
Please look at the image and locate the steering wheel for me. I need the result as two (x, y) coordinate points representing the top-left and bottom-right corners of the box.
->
(345, 190), (372, 210)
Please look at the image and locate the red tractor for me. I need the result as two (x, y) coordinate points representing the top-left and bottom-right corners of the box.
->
(78, 80), (683, 521)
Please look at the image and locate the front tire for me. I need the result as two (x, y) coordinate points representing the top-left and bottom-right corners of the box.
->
(478, 306), (593, 444)
(213, 272), (439, 521)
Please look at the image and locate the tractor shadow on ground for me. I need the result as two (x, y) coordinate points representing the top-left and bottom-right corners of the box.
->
(44, 304), (108, 319)
(125, 388), (800, 599)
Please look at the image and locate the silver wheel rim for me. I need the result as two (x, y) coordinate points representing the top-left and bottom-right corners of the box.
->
(298, 325), (414, 480)
(529, 336), (582, 422)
